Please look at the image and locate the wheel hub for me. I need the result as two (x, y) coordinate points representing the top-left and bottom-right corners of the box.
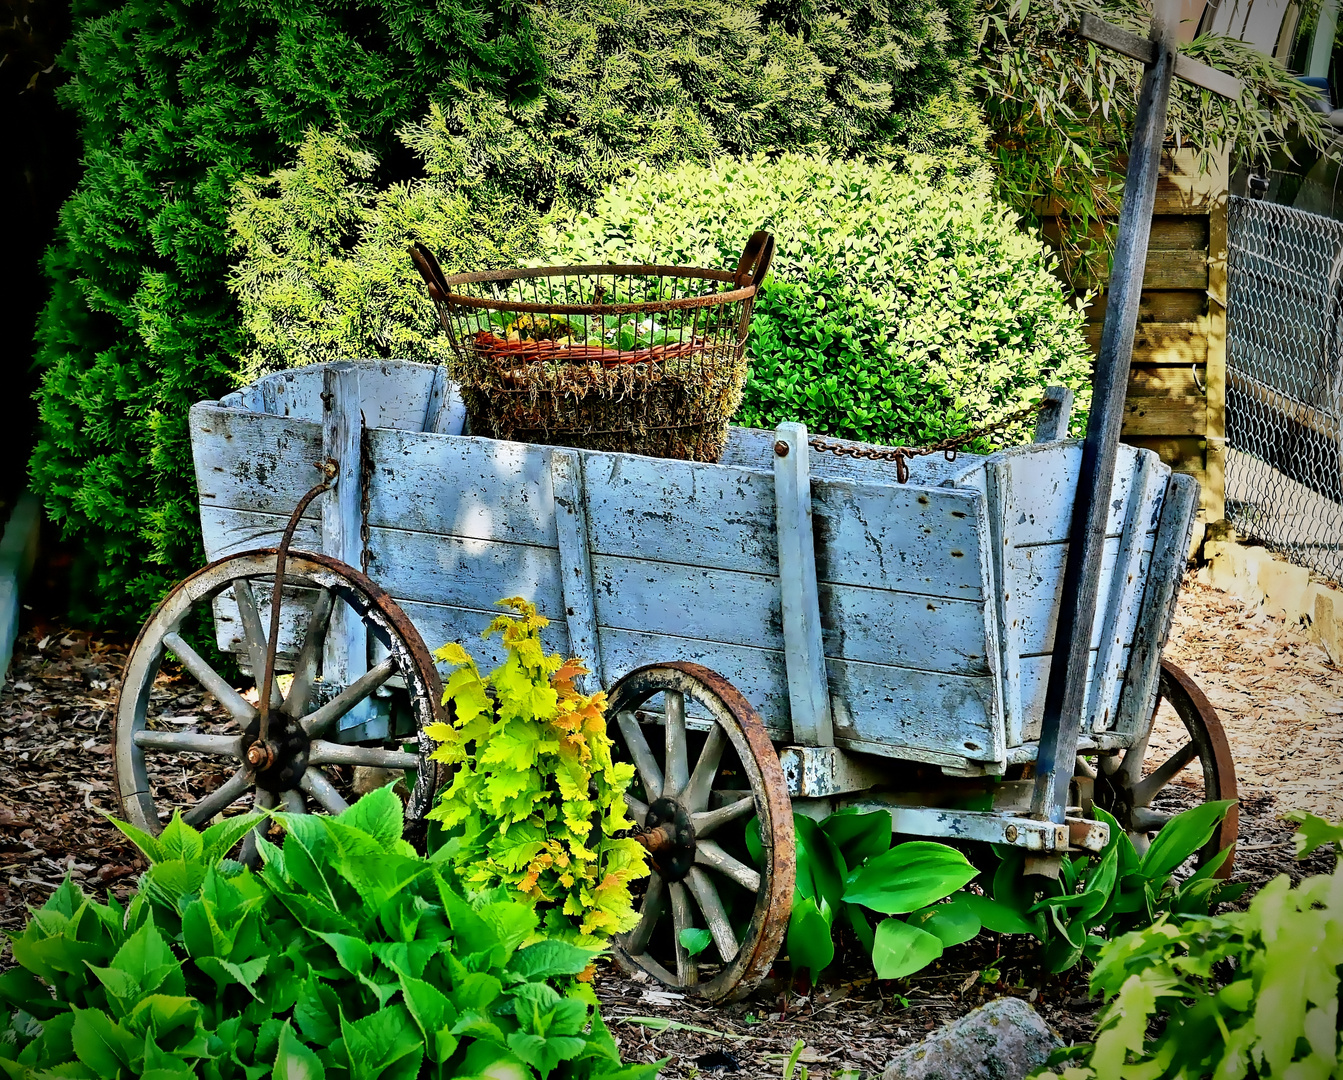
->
(241, 717), (309, 793)
(636, 797), (696, 881)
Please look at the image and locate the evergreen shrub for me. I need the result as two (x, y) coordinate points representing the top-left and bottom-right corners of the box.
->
(31, 0), (542, 625)
(548, 155), (1093, 447)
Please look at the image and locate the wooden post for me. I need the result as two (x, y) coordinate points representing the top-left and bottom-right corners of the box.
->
(322, 363), (380, 739)
(772, 422), (834, 746)
(1031, 8), (1242, 827)
(1032, 2), (1180, 824)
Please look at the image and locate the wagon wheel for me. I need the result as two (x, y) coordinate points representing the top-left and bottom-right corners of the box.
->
(114, 549), (442, 854)
(606, 663), (794, 1003)
(1093, 659), (1238, 877)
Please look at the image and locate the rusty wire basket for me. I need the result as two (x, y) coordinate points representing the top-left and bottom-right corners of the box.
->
(410, 232), (774, 461)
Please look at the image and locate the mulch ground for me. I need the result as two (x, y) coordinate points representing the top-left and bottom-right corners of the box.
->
(1, 573), (1340, 1079)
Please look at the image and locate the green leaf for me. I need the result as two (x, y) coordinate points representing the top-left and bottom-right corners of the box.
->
(1139, 800), (1235, 880)
(1285, 810), (1343, 858)
(678, 928), (712, 957)
(508, 1032), (588, 1079)
(70, 1007), (137, 1075)
(907, 897), (981, 948)
(843, 842), (978, 914)
(794, 814), (845, 916)
(509, 941), (598, 980)
(820, 809), (891, 867)
(272, 1020), (326, 1080)
(201, 813), (267, 864)
(340, 1004), (423, 1080)
(336, 785), (404, 852)
(958, 893), (1038, 936)
(786, 896), (834, 983)
(158, 814), (205, 863)
(871, 919), (943, 980)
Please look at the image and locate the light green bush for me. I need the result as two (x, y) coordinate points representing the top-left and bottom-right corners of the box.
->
(548, 154), (1092, 446)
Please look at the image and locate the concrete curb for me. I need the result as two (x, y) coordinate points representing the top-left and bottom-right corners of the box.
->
(0, 494), (41, 691)
(1200, 538), (1342, 663)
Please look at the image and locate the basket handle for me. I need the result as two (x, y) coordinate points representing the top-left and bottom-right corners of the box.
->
(409, 241), (451, 302)
(734, 231), (775, 289)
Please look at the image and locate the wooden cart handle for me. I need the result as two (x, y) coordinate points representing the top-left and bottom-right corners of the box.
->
(734, 231), (775, 289)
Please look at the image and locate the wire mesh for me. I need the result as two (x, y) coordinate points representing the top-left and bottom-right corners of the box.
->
(1225, 195), (1343, 586)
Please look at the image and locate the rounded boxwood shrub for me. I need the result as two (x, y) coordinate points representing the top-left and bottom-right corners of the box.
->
(547, 154), (1093, 447)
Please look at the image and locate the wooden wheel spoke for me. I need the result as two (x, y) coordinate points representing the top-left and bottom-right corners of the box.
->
(232, 578), (283, 709)
(1130, 741), (1200, 807)
(663, 691), (689, 799)
(282, 589), (334, 718)
(616, 711), (664, 798)
(240, 788), (276, 867)
(1130, 807), (1172, 833)
(306, 740), (417, 770)
(182, 766), (255, 827)
(133, 731), (242, 757)
(691, 796), (754, 839)
(625, 792), (650, 822)
(687, 866), (739, 963)
(163, 632), (257, 724)
(682, 725), (726, 813)
(625, 874), (666, 956)
(300, 658), (396, 739)
(281, 789), (306, 814)
(669, 881), (697, 986)
(694, 839), (761, 892)
(300, 767), (350, 815)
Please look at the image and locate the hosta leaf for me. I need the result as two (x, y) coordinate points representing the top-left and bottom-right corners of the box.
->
(1139, 801), (1235, 881)
(821, 809), (892, 867)
(843, 842), (978, 914)
(70, 1007), (138, 1075)
(871, 919), (943, 980)
(786, 896), (834, 983)
(907, 897), (981, 948)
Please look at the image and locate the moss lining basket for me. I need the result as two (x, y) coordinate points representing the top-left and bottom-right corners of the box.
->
(410, 232), (774, 461)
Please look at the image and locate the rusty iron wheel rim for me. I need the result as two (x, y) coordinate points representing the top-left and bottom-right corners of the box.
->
(605, 662), (794, 1003)
(114, 549), (443, 850)
(1095, 659), (1238, 877)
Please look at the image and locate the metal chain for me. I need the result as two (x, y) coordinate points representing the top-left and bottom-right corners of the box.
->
(806, 401), (1048, 483)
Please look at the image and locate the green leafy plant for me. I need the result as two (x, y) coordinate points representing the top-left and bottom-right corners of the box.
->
(763, 808), (985, 984)
(1036, 811), (1343, 1080)
(547, 154), (1094, 449)
(0, 789), (657, 1080)
(426, 598), (649, 946)
(989, 802), (1242, 973)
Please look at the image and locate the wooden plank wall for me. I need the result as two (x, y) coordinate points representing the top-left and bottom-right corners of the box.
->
(1037, 148), (1228, 530)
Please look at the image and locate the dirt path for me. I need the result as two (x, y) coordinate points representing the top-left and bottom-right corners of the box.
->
(0, 572), (1340, 1077)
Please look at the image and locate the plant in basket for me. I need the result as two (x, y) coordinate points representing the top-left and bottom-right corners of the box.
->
(409, 233), (774, 462)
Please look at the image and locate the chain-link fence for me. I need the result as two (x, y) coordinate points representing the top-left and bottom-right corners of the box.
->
(1225, 195), (1343, 586)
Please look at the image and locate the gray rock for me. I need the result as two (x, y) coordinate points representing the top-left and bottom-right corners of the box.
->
(881, 997), (1062, 1080)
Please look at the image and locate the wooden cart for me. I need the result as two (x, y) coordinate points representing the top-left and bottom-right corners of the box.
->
(113, 359), (1236, 1000)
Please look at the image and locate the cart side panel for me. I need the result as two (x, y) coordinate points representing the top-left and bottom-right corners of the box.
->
(580, 450), (1005, 762)
(956, 440), (1171, 745)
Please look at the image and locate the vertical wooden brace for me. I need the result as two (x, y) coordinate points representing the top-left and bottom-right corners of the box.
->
(423, 365), (467, 435)
(1204, 175), (1229, 523)
(1086, 452), (1160, 731)
(773, 423), (834, 746)
(985, 460), (1023, 745)
(551, 449), (604, 692)
(1115, 472), (1199, 735)
(322, 363), (379, 737)
(1033, 385), (1075, 443)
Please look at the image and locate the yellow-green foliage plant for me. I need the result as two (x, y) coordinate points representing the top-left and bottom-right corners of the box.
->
(427, 599), (648, 946)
